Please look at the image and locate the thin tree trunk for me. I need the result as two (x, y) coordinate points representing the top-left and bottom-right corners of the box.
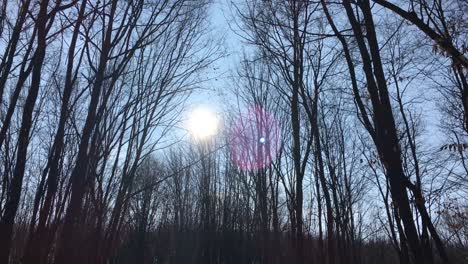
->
(0, 0), (50, 261)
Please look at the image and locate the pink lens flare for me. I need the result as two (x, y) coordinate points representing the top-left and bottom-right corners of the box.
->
(229, 106), (282, 171)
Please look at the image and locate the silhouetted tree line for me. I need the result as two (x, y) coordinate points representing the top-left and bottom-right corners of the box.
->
(0, 0), (466, 263)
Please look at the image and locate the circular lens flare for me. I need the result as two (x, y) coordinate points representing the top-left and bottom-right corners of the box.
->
(230, 106), (281, 171)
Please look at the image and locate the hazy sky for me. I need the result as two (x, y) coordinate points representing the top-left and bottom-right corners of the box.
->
(180, 0), (447, 149)
(178, 1), (241, 137)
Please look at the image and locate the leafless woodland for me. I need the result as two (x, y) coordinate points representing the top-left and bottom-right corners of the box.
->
(0, 0), (467, 263)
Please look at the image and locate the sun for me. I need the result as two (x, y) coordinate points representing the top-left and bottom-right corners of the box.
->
(187, 107), (219, 140)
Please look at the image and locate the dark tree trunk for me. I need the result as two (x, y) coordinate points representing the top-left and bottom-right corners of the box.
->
(55, 2), (118, 263)
(0, 0), (50, 261)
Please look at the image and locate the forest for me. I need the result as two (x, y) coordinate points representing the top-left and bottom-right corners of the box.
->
(0, 0), (466, 263)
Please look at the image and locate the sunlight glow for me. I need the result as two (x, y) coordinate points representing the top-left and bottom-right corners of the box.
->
(188, 107), (219, 140)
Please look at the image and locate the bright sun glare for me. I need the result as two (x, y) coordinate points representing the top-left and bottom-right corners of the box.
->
(188, 107), (219, 140)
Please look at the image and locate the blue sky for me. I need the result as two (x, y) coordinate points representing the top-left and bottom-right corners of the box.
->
(178, 1), (242, 137)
